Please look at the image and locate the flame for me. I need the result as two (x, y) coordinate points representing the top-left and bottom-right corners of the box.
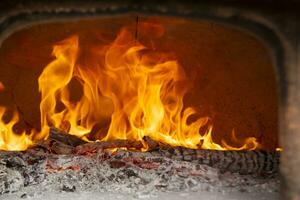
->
(38, 36), (83, 139)
(221, 129), (259, 151)
(0, 107), (34, 151)
(0, 23), (261, 151)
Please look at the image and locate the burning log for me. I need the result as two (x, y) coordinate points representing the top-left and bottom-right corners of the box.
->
(74, 130), (279, 175)
(76, 145), (281, 175)
(31, 128), (279, 175)
(153, 147), (280, 175)
(36, 128), (144, 154)
(49, 127), (87, 147)
(34, 139), (75, 155)
(74, 140), (144, 155)
(33, 128), (87, 154)
(143, 136), (160, 150)
(125, 136), (279, 175)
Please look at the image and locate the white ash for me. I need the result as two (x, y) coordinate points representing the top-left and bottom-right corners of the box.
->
(0, 150), (279, 199)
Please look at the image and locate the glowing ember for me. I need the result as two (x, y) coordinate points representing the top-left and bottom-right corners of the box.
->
(0, 23), (260, 151)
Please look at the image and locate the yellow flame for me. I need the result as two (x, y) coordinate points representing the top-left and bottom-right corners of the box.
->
(0, 107), (34, 151)
(0, 23), (261, 151)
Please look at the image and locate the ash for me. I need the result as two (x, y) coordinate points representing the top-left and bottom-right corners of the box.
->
(0, 150), (279, 199)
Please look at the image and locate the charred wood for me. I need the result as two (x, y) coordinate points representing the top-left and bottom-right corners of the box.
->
(151, 147), (280, 175)
(49, 127), (87, 147)
(74, 139), (144, 154)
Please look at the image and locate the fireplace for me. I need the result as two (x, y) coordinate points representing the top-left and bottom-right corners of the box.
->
(0, 1), (298, 199)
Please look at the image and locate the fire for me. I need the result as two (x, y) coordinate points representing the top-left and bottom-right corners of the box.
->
(38, 36), (82, 139)
(0, 23), (260, 151)
(0, 107), (34, 151)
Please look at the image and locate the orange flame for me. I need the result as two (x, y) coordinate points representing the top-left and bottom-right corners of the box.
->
(0, 107), (34, 151)
(0, 23), (260, 151)
(221, 129), (259, 151)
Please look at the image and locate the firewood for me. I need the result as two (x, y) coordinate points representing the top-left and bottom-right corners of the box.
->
(32, 128), (86, 154)
(150, 147), (280, 175)
(28, 128), (280, 175)
(143, 136), (159, 151)
(74, 140), (279, 175)
(34, 139), (74, 155)
(74, 139), (144, 155)
(49, 140), (74, 155)
(49, 127), (87, 147)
